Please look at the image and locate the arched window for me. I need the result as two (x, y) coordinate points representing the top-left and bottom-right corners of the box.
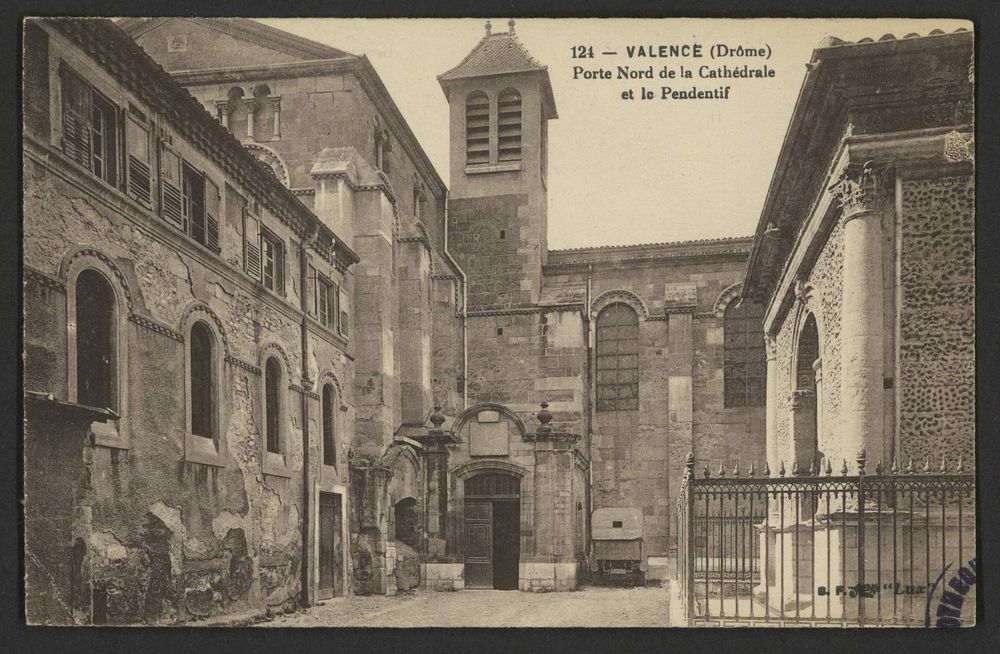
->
(75, 269), (117, 409)
(225, 86), (247, 138)
(322, 383), (337, 467)
(465, 92), (489, 165)
(189, 321), (216, 438)
(724, 298), (766, 408)
(596, 303), (639, 412)
(264, 356), (282, 454)
(497, 89), (522, 162)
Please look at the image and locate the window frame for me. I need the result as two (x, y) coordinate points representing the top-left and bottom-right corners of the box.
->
(65, 256), (130, 449)
(183, 313), (228, 466)
(465, 91), (490, 166)
(59, 62), (121, 189)
(321, 382), (338, 469)
(595, 302), (640, 412)
(259, 226), (285, 295)
(723, 298), (767, 408)
(497, 88), (523, 163)
(261, 351), (291, 477)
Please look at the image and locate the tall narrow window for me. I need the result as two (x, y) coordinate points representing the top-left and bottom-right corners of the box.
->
(596, 303), (639, 412)
(260, 228), (284, 294)
(724, 298), (767, 408)
(182, 162), (206, 244)
(125, 112), (151, 206)
(75, 269), (117, 409)
(60, 65), (119, 186)
(264, 356), (282, 454)
(497, 89), (522, 162)
(465, 92), (489, 165)
(189, 321), (215, 438)
(322, 383), (337, 467)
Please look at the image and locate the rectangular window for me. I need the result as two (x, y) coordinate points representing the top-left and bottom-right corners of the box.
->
(60, 64), (119, 186)
(125, 112), (151, 206)
(260, 227), (284, 294)
(182, 162), (205, 243)
(316, 275), (339, 330)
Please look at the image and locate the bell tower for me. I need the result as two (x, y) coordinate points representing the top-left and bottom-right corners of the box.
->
(439, 19), (557, 309)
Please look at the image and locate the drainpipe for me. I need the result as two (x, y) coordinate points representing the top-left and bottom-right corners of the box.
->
(299, 224), (320, 608)
(441, 189), (469, 410)
(585, 264), (594, 562)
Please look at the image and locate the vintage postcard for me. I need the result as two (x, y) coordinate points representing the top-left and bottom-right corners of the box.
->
(21, 16), (975, 627)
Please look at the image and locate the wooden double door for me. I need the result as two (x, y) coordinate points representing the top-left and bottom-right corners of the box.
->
(465, 474), (521, 590)
(318, 492), (343, 600)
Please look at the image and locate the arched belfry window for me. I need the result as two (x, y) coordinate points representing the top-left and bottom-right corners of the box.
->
(75, 268), (117, 410)
(497, 89), (522, 162)
(596, 303), (639, 412)
(322, 383), (337, 467)
(724, 298), (766, 408)
(264, 356), (282, 454)
(465, 92), (489, 165)
(189, 321), (216, 438)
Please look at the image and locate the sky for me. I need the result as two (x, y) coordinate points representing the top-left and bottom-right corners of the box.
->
(259, 18), (970, 250)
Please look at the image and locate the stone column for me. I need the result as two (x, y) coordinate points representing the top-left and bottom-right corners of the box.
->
(271, 98), (281, 140)
(244, 98), (256, 140)
(764, 335), (779, 474)
(831, 162), (888, 465)
(416, 409), (459, 558)
(215, 101), (229, 129)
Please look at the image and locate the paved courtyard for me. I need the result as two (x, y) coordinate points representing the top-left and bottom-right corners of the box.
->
(262, 585), (672, 628)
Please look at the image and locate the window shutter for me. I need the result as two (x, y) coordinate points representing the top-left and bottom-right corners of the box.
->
(60, 65), (91, 168)
(205, 177), (220, 252)
(125, 114), (151, 205)
(274, 237), (285, 295)
(243, 204), (262, 281)
(338, 284), (348, 337)
(307, 265), (317, 317)
(160, 141), (183, 228)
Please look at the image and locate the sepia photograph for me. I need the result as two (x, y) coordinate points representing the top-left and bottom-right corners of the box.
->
(19, 14), (977, 630)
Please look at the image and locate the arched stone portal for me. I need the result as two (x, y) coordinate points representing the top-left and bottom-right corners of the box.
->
(791, 312), (821, 475)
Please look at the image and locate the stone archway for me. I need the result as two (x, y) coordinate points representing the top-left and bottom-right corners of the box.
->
(791, 312), (821, 475)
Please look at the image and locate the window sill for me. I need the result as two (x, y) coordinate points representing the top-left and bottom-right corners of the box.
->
(465, 162), (522, 175)
(91, 420), (129, 450)
(185, 433), (227, 467)
(263, 450), (292, 478)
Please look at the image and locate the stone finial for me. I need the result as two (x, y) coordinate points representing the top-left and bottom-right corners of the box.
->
(485, 20), (492, 36)
(684, 452), (695, 474)
(536, 401), (552, 437)
(429, 403), (445, 429)
(508, 19), (516, 34)
(857, 448), (867, 475)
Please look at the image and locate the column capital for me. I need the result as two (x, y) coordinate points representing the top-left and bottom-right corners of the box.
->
(764, 334), (777, 361)
(829, 161), (891, 221)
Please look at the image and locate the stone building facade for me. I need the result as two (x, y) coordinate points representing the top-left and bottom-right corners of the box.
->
(23, 18), (359, 624)
(23, 17), (770, 625)
(740, 29), (975, 611)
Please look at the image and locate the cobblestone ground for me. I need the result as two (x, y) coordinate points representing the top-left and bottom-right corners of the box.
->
(261, 584), (672, 627)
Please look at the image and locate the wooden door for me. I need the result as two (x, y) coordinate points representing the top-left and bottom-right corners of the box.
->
(464, 501), (493, 589)
(318, 492), (341, 600)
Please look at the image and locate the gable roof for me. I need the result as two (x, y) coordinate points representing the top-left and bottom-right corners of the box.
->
(117, 17), (355, 61)
(439, 21), (557, 118)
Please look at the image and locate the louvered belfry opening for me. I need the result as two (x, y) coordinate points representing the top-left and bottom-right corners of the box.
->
(497, 89), (522, 162)
(465, 92), (490, 165)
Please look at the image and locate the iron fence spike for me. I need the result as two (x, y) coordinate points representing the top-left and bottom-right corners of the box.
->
(733, 460), (741, 477)
(824, 457), (833, 476)
(778, 460), (786, 477)
(703, 464), (711, 478)
(763, 461), (771, 477)
(791, 459), (799, 476)
(956, 454), (964, 473)
(808, 459), (816, 476)
(748, 461), (756, 477)
(856, 448), (867, 474)
(923, 456), (931, 473)
(875, 459), (884, 475)
(841, 458), (848, 476)
(891, 458), (899, 475)
(940, 455), (947, 473)
(906, 457), (914, 474)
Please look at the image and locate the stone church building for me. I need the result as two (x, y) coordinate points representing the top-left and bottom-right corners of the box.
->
(23, 16), (821, 624)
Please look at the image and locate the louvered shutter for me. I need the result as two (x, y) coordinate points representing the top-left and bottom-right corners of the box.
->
(274, 236), (285, 295)
(160, 142), (183, 229)
(205, 177), (221, 252)
(60, 65), (91, 168)
(338, 284), (349, 337)
(306, 265), (317, 317)
(243, 204), (262, 281)
(125, 114), (151, 205)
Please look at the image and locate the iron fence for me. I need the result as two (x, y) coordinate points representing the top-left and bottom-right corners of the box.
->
(675, 452), (976, 626)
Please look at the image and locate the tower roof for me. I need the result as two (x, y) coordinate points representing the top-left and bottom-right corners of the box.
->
(439, 20), (557, 118)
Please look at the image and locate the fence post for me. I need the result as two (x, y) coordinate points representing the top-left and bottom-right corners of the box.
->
(856, 448), (866, 626)
(685, 453), (696, 626)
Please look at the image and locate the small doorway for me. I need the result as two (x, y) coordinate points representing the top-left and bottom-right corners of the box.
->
(318, 492), (343, 600)
(464, 473), (520, 590)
